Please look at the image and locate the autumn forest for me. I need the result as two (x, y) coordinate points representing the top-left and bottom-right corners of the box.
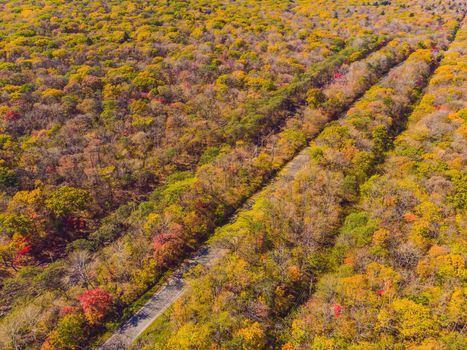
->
(0, 0), (465, 349)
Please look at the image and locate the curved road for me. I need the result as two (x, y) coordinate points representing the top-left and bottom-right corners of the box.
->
(99, 147), (311, 350)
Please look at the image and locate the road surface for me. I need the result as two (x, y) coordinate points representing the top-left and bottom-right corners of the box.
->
(99, 147), (311, 349)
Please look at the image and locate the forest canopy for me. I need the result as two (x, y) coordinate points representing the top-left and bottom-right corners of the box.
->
(0, 0), (465, 349)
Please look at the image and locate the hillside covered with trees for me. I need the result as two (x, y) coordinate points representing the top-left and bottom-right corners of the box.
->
(0, 0), (465, 349)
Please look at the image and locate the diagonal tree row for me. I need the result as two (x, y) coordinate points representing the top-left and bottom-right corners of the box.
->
(0, 34), (408, 350)
(2, 32), (392, 348)
(283, 20), (467, 350)
(129, 21), (463, 349)
(0, 0), (400, 290)
(0, 2), (464, 349)
(0, 0), (419, 269)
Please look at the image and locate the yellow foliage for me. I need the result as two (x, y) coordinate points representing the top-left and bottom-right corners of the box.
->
(435, 254), (465, 279)
(311, 336), (335, 350)
(392, 298), (437, 340)
(236, 322), (266, 350)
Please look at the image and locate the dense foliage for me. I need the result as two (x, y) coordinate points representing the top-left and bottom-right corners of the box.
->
(131, 19), (465, 350)
(0, 0), (465, 349)
(284, 22), (467, 350)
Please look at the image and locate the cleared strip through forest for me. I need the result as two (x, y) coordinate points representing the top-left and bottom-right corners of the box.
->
(99, 39), (414, 349)
(0, 35), (385, 325)
(63, 35), (385, 268)
(100, 147), (310, 349)
(281, 19), (466, 349)
(269, 20), (467, 341)
(0, 36), (389, 350)
(126, 23), (464, 348)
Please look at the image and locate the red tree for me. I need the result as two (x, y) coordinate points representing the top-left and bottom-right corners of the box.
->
(78, 288), (113, 325)
(60, 306), (77, 316)
(3, 110), (20, 122)
(153, 223), (185, 267)
(153, 232), (184, 267)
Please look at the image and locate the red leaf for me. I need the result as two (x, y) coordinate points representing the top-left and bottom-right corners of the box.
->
(332, 303), (342, 318)
(16, 245), (31, 256)
(4, 110), (20, 122)
(79, 288), (113, 325)
(61, 306), (76, 316)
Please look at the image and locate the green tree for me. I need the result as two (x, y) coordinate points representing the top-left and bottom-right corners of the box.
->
(45, 186), (91, 218)
(48, 314), (87, 350)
